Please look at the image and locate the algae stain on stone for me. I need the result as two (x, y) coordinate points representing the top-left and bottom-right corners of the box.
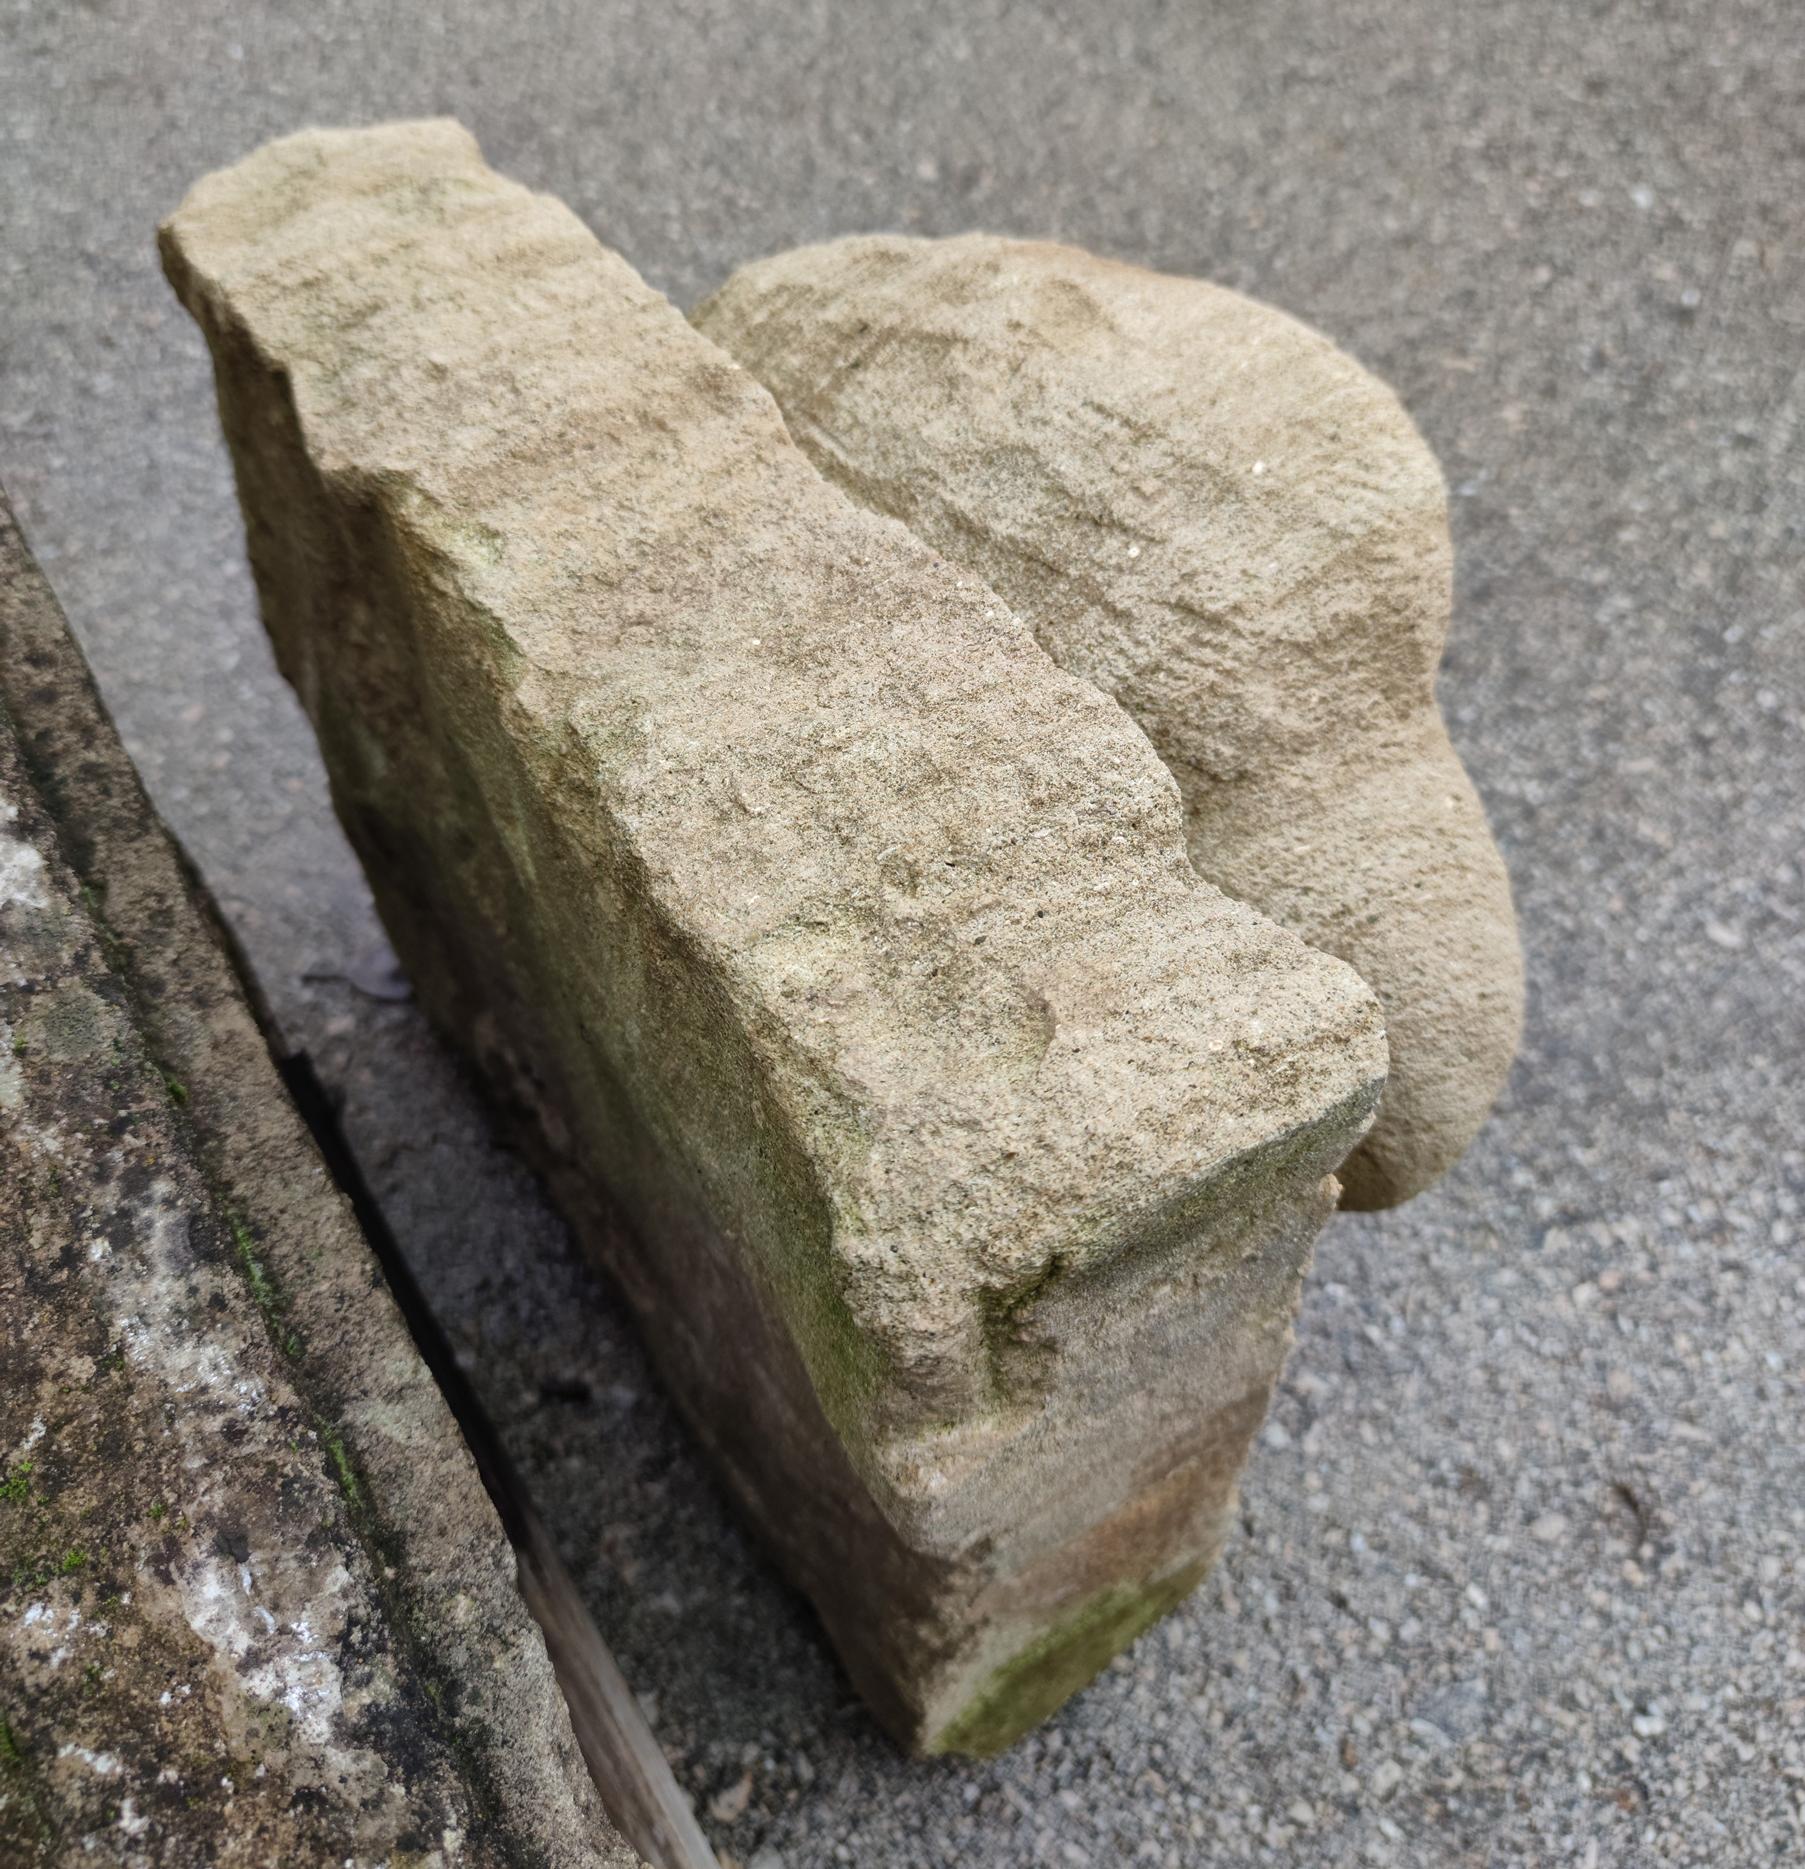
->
(223, 1214), (304, 1363)
(0, 1712), (57, 1853)
(931, 1561), (1207, 1758)
(22, 983), (109, 1066)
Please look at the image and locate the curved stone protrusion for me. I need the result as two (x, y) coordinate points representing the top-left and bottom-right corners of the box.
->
(697, 236), (1524, 1207)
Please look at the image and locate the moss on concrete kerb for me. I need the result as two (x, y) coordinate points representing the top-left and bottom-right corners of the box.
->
(930, 1560), (1209, 1757)
(0, 1712), (57, 1855)
(225, 1212), (299, 1358)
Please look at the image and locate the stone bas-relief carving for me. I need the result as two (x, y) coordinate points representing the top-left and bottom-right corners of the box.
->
(697, 235), (1524, 1209)
(0, 493), (638, 1867)
(163, 121), (1389, 1755)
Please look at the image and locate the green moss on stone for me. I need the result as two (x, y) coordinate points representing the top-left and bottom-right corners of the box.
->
(227, 1215), (301, 1359)
(318, 1426), (365, 1519)
(0, 1712), (56, 1852)
(931, 1561), (1208, 1758)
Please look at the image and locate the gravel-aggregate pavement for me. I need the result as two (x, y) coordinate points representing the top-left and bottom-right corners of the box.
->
(3, 5), (1800, 1863)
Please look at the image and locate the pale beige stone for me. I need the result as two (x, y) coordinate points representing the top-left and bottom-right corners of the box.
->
(162, 123), (1385, 1752)
(697, 235), (1524, 1208)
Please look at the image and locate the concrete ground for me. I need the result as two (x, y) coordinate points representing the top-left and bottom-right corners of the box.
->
(3, 2), (1800, 1863)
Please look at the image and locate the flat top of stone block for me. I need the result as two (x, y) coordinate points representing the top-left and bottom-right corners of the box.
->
(161, 122), (1384, 1383)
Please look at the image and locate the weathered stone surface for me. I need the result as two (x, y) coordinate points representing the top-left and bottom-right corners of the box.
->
(161, 121), (1386, 1752)
(0, 491), (636, 1866)
(697, 236), (1524, 1209)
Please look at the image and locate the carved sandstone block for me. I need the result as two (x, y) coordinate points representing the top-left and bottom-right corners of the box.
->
(697, 236), (1524, 1208)
(162, 123), (1385, 1753)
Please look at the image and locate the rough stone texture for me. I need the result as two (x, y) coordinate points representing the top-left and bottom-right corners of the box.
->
(0, 493), (636, 1868)
(160, 120), (1388, 1754)
(697, 236), (1524, 1209)
(4, 4), (1800, 1861)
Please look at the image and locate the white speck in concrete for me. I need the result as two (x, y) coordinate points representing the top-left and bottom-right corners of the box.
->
(0, 797), (50, 909)
(58, 1745), (122, 1776)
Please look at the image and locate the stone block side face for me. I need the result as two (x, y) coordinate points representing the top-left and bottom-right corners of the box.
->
(161, 122), (1385, 1749)
(0, 496), (639, 1865)
(0, 647), (498, 1867)
(2, 505), (636, 1869)
(696, 235), (1526, 1209)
